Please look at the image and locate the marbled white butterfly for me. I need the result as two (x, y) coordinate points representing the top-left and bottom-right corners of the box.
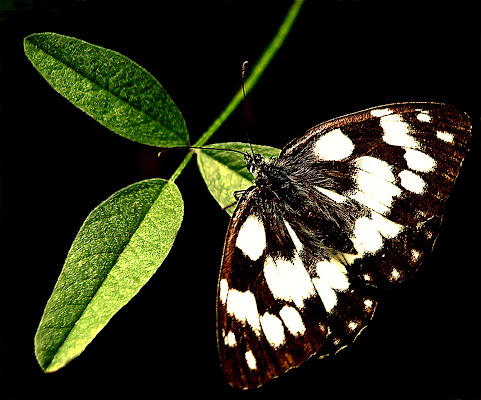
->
(216, 102), (471, 389)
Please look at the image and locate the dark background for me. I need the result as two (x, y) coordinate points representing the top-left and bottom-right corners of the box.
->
(1, 1), (479, 399)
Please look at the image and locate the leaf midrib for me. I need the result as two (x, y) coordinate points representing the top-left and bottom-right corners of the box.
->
(40, 182), (167, 371)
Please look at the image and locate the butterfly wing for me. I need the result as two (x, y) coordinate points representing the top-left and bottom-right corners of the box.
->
(217, 102), (471, 389)
(280, 102), (471, 286)
(217, 186), (376, 389)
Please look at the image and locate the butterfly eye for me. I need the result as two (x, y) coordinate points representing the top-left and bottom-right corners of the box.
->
(245, 153), (265, 175)
(254, 154), (264, 163)
(244, 154), (255, 174)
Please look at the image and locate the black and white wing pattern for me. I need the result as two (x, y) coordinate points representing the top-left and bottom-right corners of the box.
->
(217, 103), (471, 389)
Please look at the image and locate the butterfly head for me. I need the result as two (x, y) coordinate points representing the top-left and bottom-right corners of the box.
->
(245, 152), (266, 177)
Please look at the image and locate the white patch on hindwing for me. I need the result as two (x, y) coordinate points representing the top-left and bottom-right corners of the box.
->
(313, 128), (354, 161)
(370, 212), (404, 239)
(245, 350), (257, 370)
(283, 219), (302, 252)
(224, 331), (237, 347)
(279, 305), (306, 336)
(364, 299), (374, 309)
(312, 257), (349, 313)
(348, 321), (359, 331)
(349, 213), (404, 257)
(352, 217), (383, 254)
(315, 186), (347, 203)
(391, 269), (401, 281)
(236, 215), (266, 261)
(399, 170), (426, 194)
(263, 254), (316, 309)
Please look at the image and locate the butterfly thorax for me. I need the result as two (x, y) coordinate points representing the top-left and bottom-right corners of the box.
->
(246, 153), (286, 189)
(244, 152), (357, 256)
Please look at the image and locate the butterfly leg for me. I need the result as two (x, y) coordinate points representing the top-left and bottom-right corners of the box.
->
(233, 189), (246, 201)
(221, 190), (246, 212)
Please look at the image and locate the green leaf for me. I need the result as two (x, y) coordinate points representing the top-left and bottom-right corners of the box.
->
(197, 142), (281, 215)
(35, 179), (184, 372)
(24, 32), (188, 147)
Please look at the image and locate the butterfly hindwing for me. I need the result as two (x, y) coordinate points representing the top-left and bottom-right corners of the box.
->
(217, 188), (326, 388)
(217, 102), (471, 388)
(218, 189), (376, 388)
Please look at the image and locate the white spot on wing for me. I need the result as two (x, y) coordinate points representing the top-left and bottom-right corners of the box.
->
(283, 219), (302, 252)
(380, 114), (420, 149)
(364, 298), (374, 309)
(349, 191), (390, 215)
(352, 169), (402, 210)
(226, 289), (261, 335)
(314, 128), (354, 161)
(315, 186), (347, 203)
(437, 130), (454, 143)
(353, 217), (383, 254)
(399, 169), (426, 194)
(316, 259), (349, 290)
(417, 112), (431, 122)
(350, 212), (403, 257)
(348, 321), (358, 331)
(260, 312), (285, 348)
(349, 156), (400, 215)
(263, 255), (316, 309)
(236, 215), (266, 261)
(245, 350), (257, 370)
(279, 305), (306, 336)
(355, 156), (396, 182)
(312, 257), (349, 313)
(391, 269), (401, 281)
(404, 148), (436, 172)
(219, 279), (228, 304)
(313, 282), (338, 314)
(224, 331), (237, 347)
(370, 212), (404, 238)
(371, 108), (392, 117)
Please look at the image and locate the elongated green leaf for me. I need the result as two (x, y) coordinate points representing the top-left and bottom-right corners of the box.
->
(24, 32), (188, 147)
(197, 142), (281, 215)
(35, 179), (184, 372)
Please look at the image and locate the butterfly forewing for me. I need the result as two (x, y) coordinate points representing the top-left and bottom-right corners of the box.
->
(217, 102), (471, 389)
(280, 103), (470, 286)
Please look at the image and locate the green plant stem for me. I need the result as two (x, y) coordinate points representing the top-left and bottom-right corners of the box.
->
(169, 0), (305, 183)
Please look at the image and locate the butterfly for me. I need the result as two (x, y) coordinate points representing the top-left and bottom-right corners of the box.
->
(216, 102), (471, 389)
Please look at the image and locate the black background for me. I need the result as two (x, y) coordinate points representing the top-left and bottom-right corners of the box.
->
(1, 1), (480, 399)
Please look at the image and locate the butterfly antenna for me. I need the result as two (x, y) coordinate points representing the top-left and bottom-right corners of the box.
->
(241, 61), (255, 157)
(157, 145), (245, 158)
(159, 63), (254, 160)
